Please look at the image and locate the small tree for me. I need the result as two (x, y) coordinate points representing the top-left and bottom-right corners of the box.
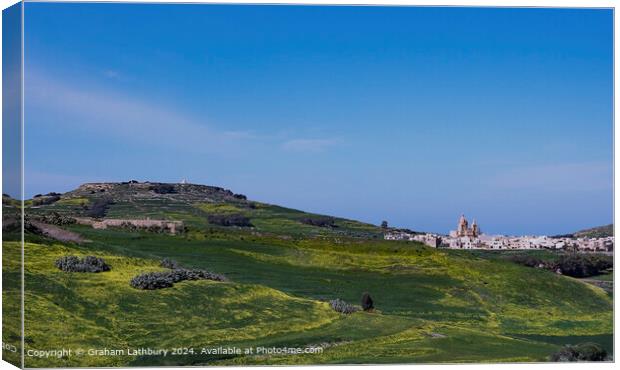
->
(361, 292), (374, 311)
(381, 221), (388, 229)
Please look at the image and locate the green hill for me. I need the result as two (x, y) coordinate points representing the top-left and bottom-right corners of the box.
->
(3, 182), (613, 366)
(574, 224), (614, 238)
(26, 182), (382, 239)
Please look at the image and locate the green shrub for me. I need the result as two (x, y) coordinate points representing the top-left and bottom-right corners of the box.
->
(550, 342), (608, 362)
(329, 299), (360, 314)
(508, 253), (612, 278)
(300, 216), (336, 228)
(130, 268), (227, 290)
(55, 256), (110, 273)
(207, 214), (252, 227)
(86, 198), (114, 218)
(150, 184), (176, 194)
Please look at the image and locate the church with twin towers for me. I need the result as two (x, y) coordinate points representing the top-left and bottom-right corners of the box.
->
(450, 214), (480, 238)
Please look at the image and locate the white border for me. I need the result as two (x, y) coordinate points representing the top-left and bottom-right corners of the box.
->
(8, 0), (618, 6)
(0, 1), (616, 370)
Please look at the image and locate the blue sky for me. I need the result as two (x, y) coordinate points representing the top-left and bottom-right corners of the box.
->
(22, 4), (612, 235)
(3, 3), (21, 200)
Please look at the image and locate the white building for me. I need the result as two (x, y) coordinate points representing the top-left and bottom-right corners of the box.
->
(384, 216), (613, 252)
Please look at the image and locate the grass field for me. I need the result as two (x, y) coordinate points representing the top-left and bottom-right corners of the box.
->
(590, 271), (614, 282)
(3, 183), (613, 367)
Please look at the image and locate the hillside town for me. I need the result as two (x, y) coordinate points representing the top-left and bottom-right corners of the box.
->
(384, 214), (614, 252)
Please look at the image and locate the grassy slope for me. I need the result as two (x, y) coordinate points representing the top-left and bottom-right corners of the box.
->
(13, 228), (612, 367)
(13, 239), (339, 367)
(2, 198), (23, 367)
(3, 238), (22, 367)
(591, 272), (614, 282)
(14, 185), (613, 366)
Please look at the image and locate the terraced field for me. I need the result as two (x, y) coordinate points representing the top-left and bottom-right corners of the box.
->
(2, 182), (613, 366)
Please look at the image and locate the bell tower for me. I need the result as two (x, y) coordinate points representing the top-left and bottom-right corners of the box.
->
(458, 214), (468, 237)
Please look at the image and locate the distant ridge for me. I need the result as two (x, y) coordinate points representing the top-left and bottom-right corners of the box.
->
(550, 224), (614, 239)
(573, 224), (613, 238)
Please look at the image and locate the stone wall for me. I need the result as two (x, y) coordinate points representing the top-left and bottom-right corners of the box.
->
(75, 217), (184, 234)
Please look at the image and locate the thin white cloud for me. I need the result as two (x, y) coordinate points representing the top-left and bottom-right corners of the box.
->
(25, 69), (259, 155)
(281, 138), (340, 153)
(103, 69), (120, 80)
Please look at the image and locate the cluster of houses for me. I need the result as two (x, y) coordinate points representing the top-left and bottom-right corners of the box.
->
(384, 215), (614, 252)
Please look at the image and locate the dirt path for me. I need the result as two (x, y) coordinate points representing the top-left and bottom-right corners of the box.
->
(30, 221), (87, 244)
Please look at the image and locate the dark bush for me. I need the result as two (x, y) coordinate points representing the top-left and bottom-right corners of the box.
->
(233, 193), (247, 200)
(147, 224), (165, 233)
(119, 221), (138, 231)
(160, 258), (179, 269)
(550, 342), (608, 362)
(3, 218), (21, 233)
(507, 255), (546, 268)
(361, 292), (374, 311)
(55, 256), (110, 273)
(300, 216), (337, 228)
(23, 220), (42, 235)
(130, 272), (175, 290)
(130, 268), (226, 290)
(508, 253), (612, 278)
(32, 212), (76, 226)
(172, 269), (227, 282)
(86, 198), (114, 218)
(555, 254), (612, 278)
(549, 233), (575, 239)
(329, 299), (360, 314)
(32, 195), (61, 206)
(207, 214), (253, 227)
(150, 184), (176, 194)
